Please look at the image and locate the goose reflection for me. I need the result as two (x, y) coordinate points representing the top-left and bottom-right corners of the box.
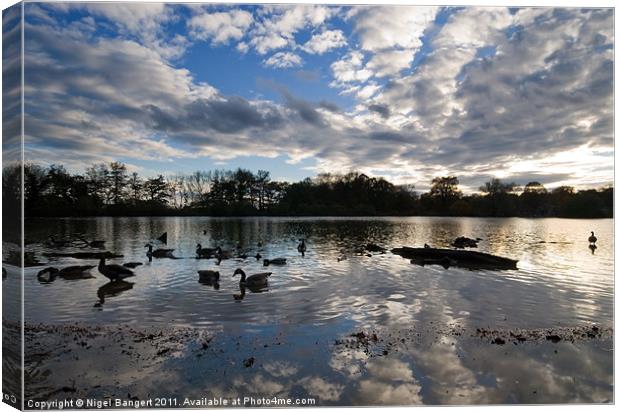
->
(589, 244), (597, 254)
(95, 280), (134, 307)
(232, 283), (269, 301)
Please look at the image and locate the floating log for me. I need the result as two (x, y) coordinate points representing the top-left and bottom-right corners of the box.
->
(391, 247), (517, 270)
(42, 251), (123, 259)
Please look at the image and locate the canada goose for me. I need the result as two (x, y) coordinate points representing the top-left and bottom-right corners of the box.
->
(215, 247), (231, 260)
(196, 243), (218, 258)
(232, 268), (271, 289)
(263, 258), (286, 266)
(122, 262), (143, 268)
(297, 239), (307, 256)
(145, 244), (176, 258)
(56, 265), (96, 280)
(98, 258), (134, 282)
(255, 253), (262, 261)
(198, 270), (220, 288)
(157, 232), (168, 244)
(424, 243), (431, 249)
(588, 231), (597, 244)
(37, 267), (59, 283)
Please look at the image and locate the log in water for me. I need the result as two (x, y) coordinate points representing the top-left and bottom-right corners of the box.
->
(391, 247), (518, 270)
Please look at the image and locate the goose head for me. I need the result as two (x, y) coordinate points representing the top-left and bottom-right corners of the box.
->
(196, 243), (202, 251)
(232, 268), (246, 281)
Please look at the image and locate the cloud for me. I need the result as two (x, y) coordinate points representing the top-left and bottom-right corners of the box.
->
(365, 49), (414, 77)
(263, 51), (303, 69)
(302, 29), (347, 54)
(352, 6), (438, 52)
(188, 9), (253, 44)
(22, 5), (614, 191)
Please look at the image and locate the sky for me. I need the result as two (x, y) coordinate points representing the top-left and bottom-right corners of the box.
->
(12, 2), (614, 192)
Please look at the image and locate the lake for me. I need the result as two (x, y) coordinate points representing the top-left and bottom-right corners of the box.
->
(3, 216), (614, 405)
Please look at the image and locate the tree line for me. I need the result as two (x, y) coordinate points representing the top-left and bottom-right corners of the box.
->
(1, 163), (612, 218)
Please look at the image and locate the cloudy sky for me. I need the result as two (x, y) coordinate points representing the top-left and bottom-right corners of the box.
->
(18, 2), (613, 192)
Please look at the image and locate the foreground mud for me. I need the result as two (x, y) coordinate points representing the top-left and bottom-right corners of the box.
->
(11, 320), (613, 406)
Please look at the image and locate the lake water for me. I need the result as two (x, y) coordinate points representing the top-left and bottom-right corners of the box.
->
(3, 216), (614, 405)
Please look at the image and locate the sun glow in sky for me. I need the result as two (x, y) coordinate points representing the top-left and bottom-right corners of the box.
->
(8, 2), (614, 192)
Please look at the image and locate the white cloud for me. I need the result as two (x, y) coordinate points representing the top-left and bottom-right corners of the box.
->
(330, 51), (373, 85)
(353, 6), (438, 52)
(188, 10), (253, 44)
(366, 49), (414, 77)
(248, 5), (337, 55)
(303, 29), (347, 54)
(263, 51), (303, 68)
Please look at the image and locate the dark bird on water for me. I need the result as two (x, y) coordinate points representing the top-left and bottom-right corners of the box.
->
(37, 265), (95, 282)
(145, 243), (176, 258)
(198, 270), (220, 288)
(98, 258), (134, 282)
(157, 232), (168, 244)
(298, 239), (307, 256)
(588, 231), (597, 245)
(196, 243), (218, 258)
(233, 268), (272, 289)
(264, 258), (286, 266)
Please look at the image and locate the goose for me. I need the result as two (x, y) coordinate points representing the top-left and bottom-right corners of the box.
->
(215, 247), (232, 260)
(198, 270), (220, 287)
(37, 267), (59, 283)
(122, 262), (143, 268)
(297, 239), (307, 256)
(263, 258), (286, 266)
(196, 243), (218, 258)
(145, 243), (176, 259)
(424, 243), (431, 249)
(56, 265), (96, 280)
(588, 231), (597, 245)
(232, 268), (271, 289)
(255, 253), (262, 261)
(98, 258), (134, 282)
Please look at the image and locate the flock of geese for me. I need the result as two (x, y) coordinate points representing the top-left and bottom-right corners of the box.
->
(32, 230), (599, 297)
(37, 232), (310, 299)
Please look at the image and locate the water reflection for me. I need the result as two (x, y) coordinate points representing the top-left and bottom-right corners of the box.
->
(95, 280), (134, 307)
(14, 217), (614, 404)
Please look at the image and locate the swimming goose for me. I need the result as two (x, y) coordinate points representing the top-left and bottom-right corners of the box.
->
(215, 247), (232, 260)
(37, 265), (95, 279)
(55, 265), (96, 280)
(37, 267), (59, 283)
(233, 268), (271, 289)
(196, 243), (218, 258)
(588, 231), (597, 244)
(98, 258), (134, 282)
(297, 239), (307, 256)
(263, 258), (286, 266)
(145, 243), (176, 258)
(198, 270), (220, 287)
